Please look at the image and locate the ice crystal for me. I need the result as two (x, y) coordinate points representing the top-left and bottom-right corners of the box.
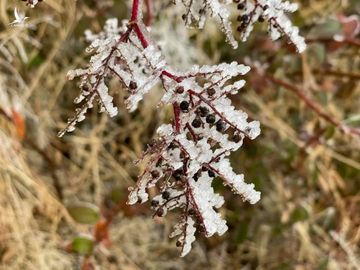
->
(176, 0), (306, 52)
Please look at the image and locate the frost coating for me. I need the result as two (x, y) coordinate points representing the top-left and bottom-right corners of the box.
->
(176, 0), (306, 52)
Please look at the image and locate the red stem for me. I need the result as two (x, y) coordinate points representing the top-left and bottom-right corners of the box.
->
(131, 0), (140, 22)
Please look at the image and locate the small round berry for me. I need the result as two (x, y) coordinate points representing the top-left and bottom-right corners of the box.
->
(151, 200), (159, 207)
(181, 14), (186, 21)
(237, 3), (245, 9)
(192, 117), (202, 128)
(129, 81), (137, 90)
(263, 4), (269, 10)
(173, 169), (182, 180)
(233, 133), (242, 143)
(156, 207), (164, 217)
(81, 84), (89, 91)
(180, 101), (189, 112)
(162, 191), (170, 199)
(207, 88), (216, 96)
(206, 114), (216, 124)
(188, 208), (196, 215)
(176, 86), (184, 94)
(216, 120), (226, 132)
(208, 170), (215, 177)
(193, 173), (199, 182)
(258, 16), (265, 22)
(151, 170), (160, 178)
(241, 14), (249, 22)
(176, 240), (182, 247)
(198, 106), (209, 117)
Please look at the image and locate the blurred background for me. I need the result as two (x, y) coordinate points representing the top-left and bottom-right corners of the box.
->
(0, 0), (359, 269)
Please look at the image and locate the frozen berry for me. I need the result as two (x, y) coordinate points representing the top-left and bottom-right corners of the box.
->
(237, 3), (245, 9)
(192, 117), (202, 128)
(233, 134), (242, 143)
(151, 200), (159, 207)
(206, 114), (216, 124)
(207, 88), (216, 96)
(180, 101), (189, 112)
(156, 207), (164, 217)
(216, 120), (226, 132)
(241, 15), (249, 22)
(162, 191), (170, 199)
(129, 81), (137, 89)
(176, 86), (184, 94)
(151, 170), (160, 178)
(208, 170), (215, 177)
(198, 106), (209, 117)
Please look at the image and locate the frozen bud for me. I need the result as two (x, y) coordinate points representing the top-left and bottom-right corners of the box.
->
(188, 208), (196, 215)
(176, 86), (185, 94)
(129, 81), (137, 90)
(207, 88), (216, 97)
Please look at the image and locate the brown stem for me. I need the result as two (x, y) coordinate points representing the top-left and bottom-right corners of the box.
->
(263, 73), (360, 137)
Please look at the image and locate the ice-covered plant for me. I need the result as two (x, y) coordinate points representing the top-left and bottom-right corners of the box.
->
(55, 0), (305, 256)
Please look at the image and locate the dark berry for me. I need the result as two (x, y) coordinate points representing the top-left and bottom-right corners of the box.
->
(192, 117), (202, 128)
(188, 208), (196, 215)
(180, 101), (189, 112)
(198, 106), (209, 117)
(81, 84), (89, 91)
(167, 142), (176, 150)
(207, 88), (216, 96)
(241, 15), (249, 22)
(216, 120), (226, 132)
(237, 3), (245, 9)
(176, 86), (184, 94)
(199, 8), (205, 15)
(173, 169), (182, 180)
(193, 173), (199, 182)
(151, 170), (160, 178)
(176, 240), (182, 247)
(129, 81), (137, 89)
(206, 114), (216, 124)
(237, 25), (244, 32)
(263, 4), (269, 10)
(258, 16), (265, 22)
(208, 170), (215, 177)
(151, 200), (159, 207)
(202, 166), (208, 171)
(181, 14), (186, 21)
(162, 191), (170, 199)
(233, 133), (242, 143)
(156, 207), (164, 217)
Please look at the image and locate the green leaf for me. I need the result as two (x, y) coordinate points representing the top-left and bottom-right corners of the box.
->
(308, 19), (342, 39)
(71, 235), (95, 256)
(67, 203), (100, 225)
